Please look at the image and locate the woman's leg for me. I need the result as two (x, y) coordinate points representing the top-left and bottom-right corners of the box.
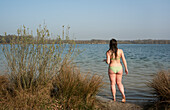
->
(108, 69), (116, 101)
(116, 69), (126, 102)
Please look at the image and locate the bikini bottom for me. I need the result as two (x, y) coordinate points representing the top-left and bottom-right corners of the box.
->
(109, 66), (122, 73)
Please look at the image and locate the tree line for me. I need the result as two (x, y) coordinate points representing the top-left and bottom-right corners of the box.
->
(0, 35), (170, 44)
(0, 35), (72, 44)
(75, 39), (170, 44)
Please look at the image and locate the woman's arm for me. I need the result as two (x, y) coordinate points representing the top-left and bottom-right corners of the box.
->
(106, 51), (110, 64)
(121, 50), (128, 74)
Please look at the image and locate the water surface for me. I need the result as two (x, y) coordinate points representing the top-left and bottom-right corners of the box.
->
(0, 44), (170, 104)
(74, 44), (170, 103)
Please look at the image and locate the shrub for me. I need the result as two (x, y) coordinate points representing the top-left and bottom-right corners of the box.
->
(0, 24), (103, 109)
(147, 70), (170, 109)
(0, 24), (78, 109)
(0, 75), (55, 109)
(52, 63), (103, 109)
(148, 71), (170, 102)
(1, 25), (79, 91)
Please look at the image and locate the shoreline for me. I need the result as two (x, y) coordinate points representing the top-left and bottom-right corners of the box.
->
(96, 95), (143, 110)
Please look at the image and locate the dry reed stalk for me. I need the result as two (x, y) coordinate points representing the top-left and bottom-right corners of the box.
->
(148, 70), (170, 102)
(0, 24), (103, 109)
(52, 63), (104, 109)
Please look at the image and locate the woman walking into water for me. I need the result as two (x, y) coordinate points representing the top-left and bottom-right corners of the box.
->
(104, 39), (128, 103)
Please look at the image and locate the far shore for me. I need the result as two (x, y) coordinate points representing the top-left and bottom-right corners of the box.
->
(0, 35), (170, 44)
(75, 39), (170, 44)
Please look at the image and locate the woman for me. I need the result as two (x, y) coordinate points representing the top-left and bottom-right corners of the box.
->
(104, 39), (128, 103)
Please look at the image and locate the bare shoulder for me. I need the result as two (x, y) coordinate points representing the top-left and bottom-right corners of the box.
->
(118, 49), (123, 56)
(118, 49), (123, 53)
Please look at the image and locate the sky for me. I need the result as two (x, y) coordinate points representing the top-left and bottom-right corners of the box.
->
(0, 0), (170, 40)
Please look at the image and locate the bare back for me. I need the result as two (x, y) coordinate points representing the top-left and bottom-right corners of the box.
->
(106, 48), (128, 74)
(106, 49), (122, 67)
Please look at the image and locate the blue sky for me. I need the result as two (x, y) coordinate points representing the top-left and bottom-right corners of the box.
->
(0, 0), (170, 40)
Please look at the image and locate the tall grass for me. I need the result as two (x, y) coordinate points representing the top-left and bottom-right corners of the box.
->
(0, 24), (103, 109)
(52, 63), (103, 109)
(1, 25), (78, 91)
(147, 70), (170, 109)
(0, 74), (55, 109)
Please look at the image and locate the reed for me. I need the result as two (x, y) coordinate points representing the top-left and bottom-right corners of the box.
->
(147, 70), (170, 109)
(52, 63), (103, 109)
(0, 24), (103, 109)
(1, 24), (78, 91)
(0, 74), (55, 109)
(148, 71), (170, 102)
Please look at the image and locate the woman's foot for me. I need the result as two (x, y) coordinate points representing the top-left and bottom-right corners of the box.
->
(112, 97), (116, 101)
(122, 98), (126, 103)
(122, 95), (126, 103)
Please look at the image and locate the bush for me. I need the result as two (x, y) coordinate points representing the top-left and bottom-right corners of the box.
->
(52, 63), (103, 109)
(147, 70), (170, 109)
(0, 25), (103, 109)
(1, 25), (79, 91)
(148, 71), (170, 102)
(0, 74), (55, 109)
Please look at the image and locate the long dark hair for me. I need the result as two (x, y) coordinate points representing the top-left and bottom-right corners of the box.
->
(109, 39), (118, 58)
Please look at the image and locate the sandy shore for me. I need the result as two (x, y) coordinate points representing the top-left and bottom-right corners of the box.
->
(96, 96), (143, 110)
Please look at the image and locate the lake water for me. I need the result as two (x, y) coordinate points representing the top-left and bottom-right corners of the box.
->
(0, 44), (170, 104)
(74, 44), (170, 104)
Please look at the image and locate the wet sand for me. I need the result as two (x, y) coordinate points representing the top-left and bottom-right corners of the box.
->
(96, 96), (143, 110)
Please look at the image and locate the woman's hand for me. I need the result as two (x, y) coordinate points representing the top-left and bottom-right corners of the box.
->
(125, 68), (128, 75)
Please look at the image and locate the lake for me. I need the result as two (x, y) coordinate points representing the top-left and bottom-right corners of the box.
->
(0, 44), (170, 104)
(74, 44), (170, 104)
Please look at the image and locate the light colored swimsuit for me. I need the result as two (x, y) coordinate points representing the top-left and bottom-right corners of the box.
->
(109, 57), (122, 73)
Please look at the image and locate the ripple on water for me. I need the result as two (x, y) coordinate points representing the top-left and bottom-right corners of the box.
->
(1, 44), (170, 103)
